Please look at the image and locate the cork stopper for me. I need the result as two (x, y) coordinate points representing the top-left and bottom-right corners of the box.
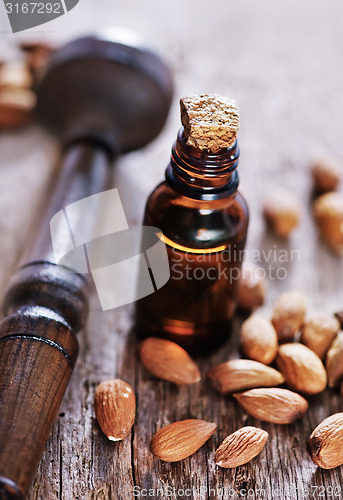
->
(180, 94), (239, 152)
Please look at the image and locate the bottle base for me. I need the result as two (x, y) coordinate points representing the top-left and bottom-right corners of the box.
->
(135, 318), (233, 355)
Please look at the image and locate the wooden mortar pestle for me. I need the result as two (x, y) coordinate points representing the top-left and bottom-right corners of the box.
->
(0, 32), (173, 499)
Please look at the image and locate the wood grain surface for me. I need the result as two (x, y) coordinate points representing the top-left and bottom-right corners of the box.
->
(1, 0), (343, 498)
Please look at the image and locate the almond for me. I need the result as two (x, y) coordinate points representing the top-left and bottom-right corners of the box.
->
(237, 261), (267, 311)
(263, 189), (302, 237)
(150, 419), (217, 462)
(271, 290), (306, 341)
(326, 332), (343, 387)
(311, 158), (341, 194)
(314, 192), (343, 254)
(20, 41), (56, 75)
(233, 388), (308, 424)
(335, 311), (343, 329)
(301, 315), (340, 359)
(240, 314), (278, 364)
(0, 88), (36, 129)
(276, 343), (327, 394)
(94, 379), (135, 441)
(139, 337), (201, 385)
(0, 61), (33, 89)
(308, 413), (343, 469)
(207, 359), (284, 394)
(214, 426), (268, 468)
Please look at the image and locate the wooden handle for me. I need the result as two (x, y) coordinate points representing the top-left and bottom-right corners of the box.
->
(0, 143), (111, 499)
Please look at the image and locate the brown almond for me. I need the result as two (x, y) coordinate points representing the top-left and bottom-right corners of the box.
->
(233, 388), (308, 424)
(0, 61), (33, 89)
(308, 413), (343, 469)
(150, 419), (217, 462)
(207, 359), (284, 394)
(314, 192), (343, 254)
(326, 332), (343, 387)
(311, 158), (341, 194)
(335, 311), (343, 329)
(0, 88), (36, 129)
(20, 41), (56, 75)
(139, 337), (201, 385)
(94, 379), (135, 441)
(263, 189), (302, 237)
(301, 315), (340, 359)
(276, 343), (327, 394)
(240, 314), (278, 364)
(215, 426), (268, 468)
(271, 290), (306, 341)
(237, 261), (267, 311)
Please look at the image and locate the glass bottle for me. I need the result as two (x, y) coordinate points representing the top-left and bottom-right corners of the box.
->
(135, 95), (249, 353)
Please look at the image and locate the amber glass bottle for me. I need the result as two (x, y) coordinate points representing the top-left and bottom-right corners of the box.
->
(135, 95), (249, 352)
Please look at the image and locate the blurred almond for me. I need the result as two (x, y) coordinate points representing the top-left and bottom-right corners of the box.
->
(233, 388), (308, 424)
(150, 419), (217, 462)
(276, 343), (327, 394)
(94, 379), (135, 441)
(0, 61), (32, 89)
(207, 359), (284, 394)
(215, 426), (268, 468)
(311, 158), (341, 194)
(301, 315), (340, 359)
(21, 41), (56, 78)
(237, 261), (266, 311)
(139, 337), (201, 385)
(335, 311), (343, 329)
(308, 413), (343, 469)
(0, 88), (36, 129)
(263, 189), (302, 237)
(271, 290), (306, 341)
(314, 192), (343, 254)
(326, 332), (343, 387)
(240, 314), (278, 364)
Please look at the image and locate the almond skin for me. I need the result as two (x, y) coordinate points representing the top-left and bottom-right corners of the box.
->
(215, 426), (268, 468)
(311, 158), (341, 194)
(207, 359), (284, 394)
(233, 388), (308, 424)
(335, 311), (343, 329)
(301, 315), (340, 360)
(314, 192), (343, 254)
(139, 337), (201, 385)
(263, 189), (302, 237)
(0, 61), (33, 89)
(271, 290), (306, 341)
(326, 332), (343, 387)
(237, 261), (267, 311)
(0, 88), (35, 129)
(276, 343), (327, 395)
(94, 379), (135, 441)
(240, 314), (278, 364)
(150, 419), (217, 462)
(308, 413), (343, 469)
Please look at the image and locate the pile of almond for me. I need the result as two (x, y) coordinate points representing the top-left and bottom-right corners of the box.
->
(261, 157), (343, 254)
(0, 41), (55, 131)
(93, 294), (343, 471)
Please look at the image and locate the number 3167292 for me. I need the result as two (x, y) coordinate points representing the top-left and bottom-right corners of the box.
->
(5, 3), (62, 14)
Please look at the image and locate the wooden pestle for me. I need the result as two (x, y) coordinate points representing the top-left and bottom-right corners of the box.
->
(0, 34), (172, 499)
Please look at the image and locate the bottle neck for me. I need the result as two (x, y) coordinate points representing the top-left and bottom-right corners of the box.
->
(165, 129), (240, 200)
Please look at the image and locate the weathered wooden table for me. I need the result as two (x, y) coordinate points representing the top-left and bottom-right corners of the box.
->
(1, 0), (343, 498)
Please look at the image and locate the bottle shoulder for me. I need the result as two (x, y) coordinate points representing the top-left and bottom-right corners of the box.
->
(144, 181), (249, 248)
